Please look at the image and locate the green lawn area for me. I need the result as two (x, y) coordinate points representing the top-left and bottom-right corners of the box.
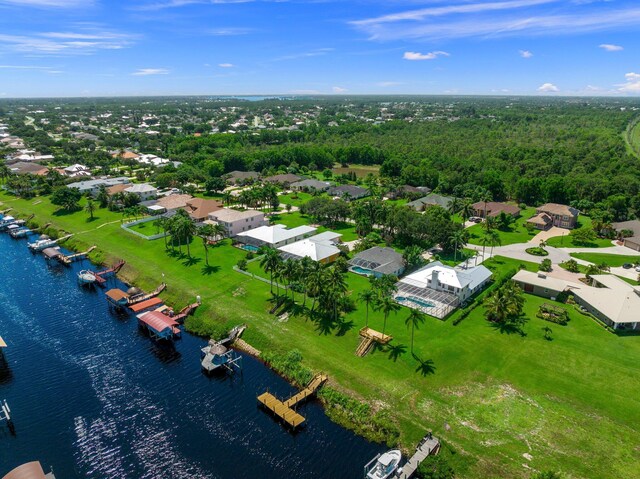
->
(435, 248), (477, 267)
(278, 191), (314, 207)
(271, 211), (360, 242)
(545, 216), (613, 248)
(3, 191), (640, 479)
(126, 219), (163, 236)
(467, 207), (538, 246)
(569, 252), (640, 267)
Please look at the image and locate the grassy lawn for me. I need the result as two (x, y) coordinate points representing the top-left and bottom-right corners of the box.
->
(3, 191), (640, 479)
(125, 219), (163, 236)
(278, 191), (314, 207)
(435, 248), (477, 267)
(467, 207), (538, 246)
(569, 252), (640, 267)
(545, 216), (612, 248)
(271, 211), (360, 242)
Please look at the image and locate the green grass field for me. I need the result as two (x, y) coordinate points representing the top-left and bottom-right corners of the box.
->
(570, 252), (640, 267)
(545, 216), (612, 248)
(467, 207), (538, 246)
(271, 211), (360, 242)
(278, 191), (314, 207)
(3, 191), (640, 479)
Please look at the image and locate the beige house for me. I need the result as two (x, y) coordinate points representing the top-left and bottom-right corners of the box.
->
(207, 208), (267, 237)
(527, 203), (579, 230)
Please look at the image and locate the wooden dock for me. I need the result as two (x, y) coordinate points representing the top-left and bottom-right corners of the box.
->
(356, 327), (392, 357)
(257, 373), (328, 428)
(128, 283), (166, 305)
(397, 435), (440, 479)
(59, 245), (96, 265)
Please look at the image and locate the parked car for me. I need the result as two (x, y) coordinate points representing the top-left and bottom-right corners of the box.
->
(635, 265), (640, 272)
(622, 263), (633, 269)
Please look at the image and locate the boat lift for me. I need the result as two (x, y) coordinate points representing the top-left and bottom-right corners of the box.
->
(1, 399), (12, 424)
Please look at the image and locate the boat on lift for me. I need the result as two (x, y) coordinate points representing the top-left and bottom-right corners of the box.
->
(28, 235), (57, 252)
(9, 226), (31, 238)
(365, 450), (403, 479)
(0, 216), (24, 231)
(77, 270), (98, 285)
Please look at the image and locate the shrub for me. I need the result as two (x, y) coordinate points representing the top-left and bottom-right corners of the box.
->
(539, 258), (552, 272)
(525, 247), (549, 256)
(562, 259), (579, 272)
(416, 454), (455, 479)
(237, 258), (248, 270)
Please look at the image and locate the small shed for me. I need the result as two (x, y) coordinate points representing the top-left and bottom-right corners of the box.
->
(105, 289), (130, 307)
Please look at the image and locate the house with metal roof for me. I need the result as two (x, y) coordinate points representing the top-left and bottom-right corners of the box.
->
(395, 261), (492, 318)
(67, 177), (130, 196)
(349, 247), (405, 277)
(124, 183), (158, 201)
(236, 224), (317, 249)
(278, 232), (342, 263)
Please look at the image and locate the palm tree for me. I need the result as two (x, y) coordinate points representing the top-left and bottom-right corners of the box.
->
(358, 288), (376, 328)
(405, 309), (426, 354)
(210, 223), (227, 243)
(480, 191), (493, 223)
(449, 228), (467, 262)
(306, 262), (325, 312)
(447, 197), (462, 216)
(376, 294), (400, 336)
(154, 216), (169, 250)
(85, 198), (96, 220)
(182, 216), (196, 257)
(484, 281), (524, 323)
(487, 229), (501, 256)
(260, 247), (282, 295)
(197, 223), (215, 266)
(222, 191), (232, 206)
(459, 199), (474, 223)
(299, 256), (314, 306)
(0, 164), (11, 184)
(323, 265), (348, 323)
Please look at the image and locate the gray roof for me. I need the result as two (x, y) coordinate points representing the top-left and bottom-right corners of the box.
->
(349, 246), (405, 274)
(613, 220), (640, 235)
(407, 193), (454, 210)
(327, 184), (370, 199)
(67, 177), (130, 190)
(291, 179), (331, 190)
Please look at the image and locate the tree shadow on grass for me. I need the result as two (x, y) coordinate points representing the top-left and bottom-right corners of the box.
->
(385, 343), (407, 362)
(314, 315), (335, 336)
(182, 256), (202, 267)
(334, 317), (354, 336)
(413, 354), (436, 376)
(53, 208), (80, 217)
(489, 318), (528, 337)
(201, 264), (220, 275)
(85, 216), (100, 223)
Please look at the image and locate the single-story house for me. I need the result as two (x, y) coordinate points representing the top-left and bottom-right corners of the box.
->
(528, 203), (579, 230)
(67, 177), (130, 196)
(386, 185), (431, 200)
(262, 173), (303, 186)
(225, 170), (259, 185)
(290, 179), (332, 192)
(278, 232), (342, 263)
(8, 161), (49, 176)
(395, 261), (492, 319)
(142, 193), (194, 213)
(184, 198), (223, 221)
(327, 184), (370, 200)
(61, 164), (90, 178)
(613, 220), (640, 251)
(472, 201), (521, 218)
(207, 208), (268, 237)
(407, 193), (454, 212)
(107, 183), (130, 196)
(236, 224), (317, 249)
(512, 269), (581, 300)
(348, 246), (405, 277)
(124, 183), (158, 201)
(572, 274), (640, 331)
(111, 150), (139, 160)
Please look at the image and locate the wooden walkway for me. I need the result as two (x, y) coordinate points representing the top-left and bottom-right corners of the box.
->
(257, 373), (328, 428)
(59, 245), (96, 264)
(356, 327), (392, 357)
(398, 436), (440, 479)
(128, 283), (166, 305)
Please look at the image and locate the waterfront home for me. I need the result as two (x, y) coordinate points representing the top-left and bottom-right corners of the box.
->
(124, 183), (158, 201)
(348, 247), (405, 277)
(407, 193), (454, 212)
(512, 269), (581, 300)
(184, 198), (223, 221)
(278, 232), (342, 263)
(236, 224), (317, 249)
(613, 220), (640, 251)
(67, 177), (130, 196)
(327, 184), (370, 200)
(527, 203), (579, 230)
(395, 261), (492, 318)
(149, 193), (193, 213)
(290, 179), (332, 192)
(572, 275), (640, 331)
(207, 208), (267, 237)
(471, 201), (521, 218)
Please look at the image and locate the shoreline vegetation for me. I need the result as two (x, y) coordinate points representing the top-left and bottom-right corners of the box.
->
(4, 193), (640, 479)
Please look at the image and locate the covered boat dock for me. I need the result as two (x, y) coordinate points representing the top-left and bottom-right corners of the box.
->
(136, 310), (181, 340)
(105, 289), (129, 308)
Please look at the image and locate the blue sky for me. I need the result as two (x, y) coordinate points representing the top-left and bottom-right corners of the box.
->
(0, 0), (639, 97)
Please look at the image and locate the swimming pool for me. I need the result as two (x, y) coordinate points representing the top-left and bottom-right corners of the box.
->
(240, 244), (260, 252)
(396, 296), (435, 309)
(350, 266), (374, 276)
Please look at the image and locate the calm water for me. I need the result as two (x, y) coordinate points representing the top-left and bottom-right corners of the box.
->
(0, 232), (382, 478)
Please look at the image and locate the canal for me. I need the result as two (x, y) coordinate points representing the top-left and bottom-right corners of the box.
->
(0, 232), (382, 478)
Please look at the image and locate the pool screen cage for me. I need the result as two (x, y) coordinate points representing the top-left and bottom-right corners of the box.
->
(395, 282), (460, 319)
(348, 257), (382, 271)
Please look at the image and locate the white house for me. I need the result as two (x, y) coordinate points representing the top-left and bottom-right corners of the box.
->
(62, 164), (91, 177)
(125, 183), (158, 201)
(207, 208), (268, 237)
(236, 224), (317, 249)
(67, 177), (130, 196)
(278, 232), (342, 263)
(395, 261), (492, 318)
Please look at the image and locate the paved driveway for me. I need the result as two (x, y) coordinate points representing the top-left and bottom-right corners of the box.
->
(529, 226), (567, 244)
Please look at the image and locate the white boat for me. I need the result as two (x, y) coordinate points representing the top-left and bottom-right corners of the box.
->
(0, 216), (18, 230)
(77, 270), (97, 285)
(9, 226), (31, 238)
(366, 450), (402, 479)
(28, 235), (57, 252)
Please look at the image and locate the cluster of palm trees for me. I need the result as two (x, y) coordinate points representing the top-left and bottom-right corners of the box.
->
(222, 184), (280, 212)
(484, 280), (525, 325)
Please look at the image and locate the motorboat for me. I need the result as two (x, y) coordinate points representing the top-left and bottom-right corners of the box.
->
(0, 216), (22, 230)
(77, 270), (97, 285)
(366, 450), (402, 479)
(28, 235), (57, 252)
(9, 226), (31, 238)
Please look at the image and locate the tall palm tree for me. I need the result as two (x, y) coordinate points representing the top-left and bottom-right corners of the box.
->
(306, 262), (325, 312)
(449, 228), (467, 262)
(154, 216), (169, 250)
(459, 199), (474, 223)
(299, 256), (314, 306)
(447, 197), (462, 216)
(487, 229), (501, 256)
(376, 294), (400, 336)
(222, 191), (232, 206)
(325, 265), (348, 323)
(85, 198), (96, 220)
(484, 281), (524, 323)
(210, 223), (227, 243)
(358, 288), (376, 328)
(197, 223), (215, 266)
(405, 309), (426, 354)
(260, 247), (282, 295)
(480, 191), (493, 222)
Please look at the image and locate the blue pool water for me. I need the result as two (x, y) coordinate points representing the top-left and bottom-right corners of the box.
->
(0, 232), (382, 478)
(240, 244), (260, 252)
(396, 296), (435, 309)
(350, 266), (374, 276)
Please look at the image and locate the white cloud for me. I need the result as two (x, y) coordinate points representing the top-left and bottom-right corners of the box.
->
(273, 48), (334, 62)
(403, 51), (449, 61)
(0, 29), (136, 55)
(376, 81), (403, 87)
(0, 0), (93, 7)
(218, 63), (234, 68)
(208, 27), (253, 36)
(599, 43), (623, 51)
(519, 49), (533, 58)
(332, 86), (347, 93)
(618, 72), (640, 93)
(537, 82), (559, 92)
(131, 68), (169, 76)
